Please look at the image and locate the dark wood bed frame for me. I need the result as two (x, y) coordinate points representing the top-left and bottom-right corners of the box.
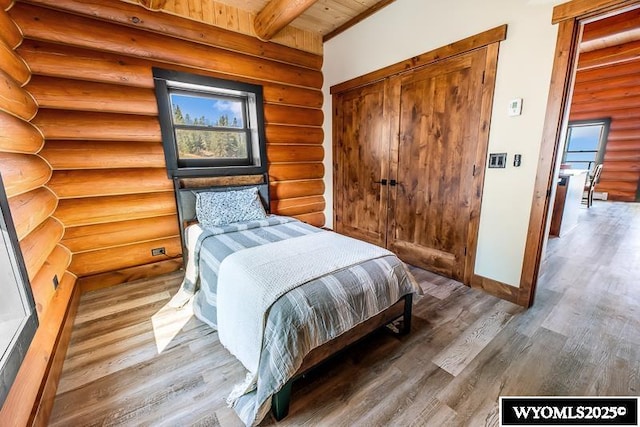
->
(172, 174), (413, 421)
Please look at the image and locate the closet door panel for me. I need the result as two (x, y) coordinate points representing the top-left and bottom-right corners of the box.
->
(333, 80), (389, 246)
(388, 48), (487, 280)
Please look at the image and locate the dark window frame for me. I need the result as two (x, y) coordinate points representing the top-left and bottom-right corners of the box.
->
(153, 68), (268, 177)
(563, 118), (611, 172)
(0, 173), (38, 407)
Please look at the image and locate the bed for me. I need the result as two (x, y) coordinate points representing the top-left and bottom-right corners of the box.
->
(170, 176), (420, 426)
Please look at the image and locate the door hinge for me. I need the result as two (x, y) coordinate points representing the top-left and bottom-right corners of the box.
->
(482, 71), (485, 84)
(472, 164), (477, 176)
(464, 247), (467, 256)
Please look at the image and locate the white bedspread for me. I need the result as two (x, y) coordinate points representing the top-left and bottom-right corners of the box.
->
(217, 231), (393, 376)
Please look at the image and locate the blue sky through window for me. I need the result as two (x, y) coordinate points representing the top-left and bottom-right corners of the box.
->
(170, 93), (244, 128)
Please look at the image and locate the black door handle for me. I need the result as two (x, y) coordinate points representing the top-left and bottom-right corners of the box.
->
(389, 179), (398, 186)
(374, 179), (388, 185)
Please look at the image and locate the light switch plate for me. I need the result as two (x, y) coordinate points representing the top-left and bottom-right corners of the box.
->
(508, 98), (523, 116)
(489, 153), (507, 168)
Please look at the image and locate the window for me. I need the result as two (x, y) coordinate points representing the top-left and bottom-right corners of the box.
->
(563, 119), (610, 172)
(153, 69), (267, 177)
(0, 173), (38, 406)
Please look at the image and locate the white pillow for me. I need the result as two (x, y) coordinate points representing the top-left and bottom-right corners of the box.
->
(196, 187), (267, 227)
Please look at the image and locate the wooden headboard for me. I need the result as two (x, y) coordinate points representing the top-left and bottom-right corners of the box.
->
(173, 173), (270, 263)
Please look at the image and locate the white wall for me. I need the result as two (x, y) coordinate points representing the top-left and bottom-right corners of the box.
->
(322, 0), (565, 287)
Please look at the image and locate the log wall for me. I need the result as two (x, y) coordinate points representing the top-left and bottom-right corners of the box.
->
(0, 2), (77, 425)
(569, 10), (640, 201)
(11, 0), (325, 281)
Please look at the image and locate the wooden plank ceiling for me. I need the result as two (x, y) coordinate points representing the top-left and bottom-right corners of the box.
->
(569, 7), (640, 201)
(130, 0), (394, 54)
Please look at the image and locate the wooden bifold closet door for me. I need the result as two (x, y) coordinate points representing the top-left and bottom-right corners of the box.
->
(333, 45), (497, 283)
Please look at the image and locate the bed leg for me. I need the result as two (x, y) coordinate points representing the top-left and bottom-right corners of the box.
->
(399, 293), (413, 335)
(272, 380), (293, 420)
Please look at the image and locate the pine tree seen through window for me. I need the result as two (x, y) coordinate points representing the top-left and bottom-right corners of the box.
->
(154, 69), (267, 177)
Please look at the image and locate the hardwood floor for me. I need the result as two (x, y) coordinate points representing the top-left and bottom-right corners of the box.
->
(49, 201), (639, 426)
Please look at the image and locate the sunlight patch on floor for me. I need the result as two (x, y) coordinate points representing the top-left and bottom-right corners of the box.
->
(152, 296), (194, 354)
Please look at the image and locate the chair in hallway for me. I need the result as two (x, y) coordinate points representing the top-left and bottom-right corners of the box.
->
(583, 163), (603, 208)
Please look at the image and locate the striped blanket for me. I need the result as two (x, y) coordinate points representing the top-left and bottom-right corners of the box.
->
(175, 216), (419, 426)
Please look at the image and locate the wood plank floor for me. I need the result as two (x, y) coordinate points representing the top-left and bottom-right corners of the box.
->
(49, 201), (640, 426)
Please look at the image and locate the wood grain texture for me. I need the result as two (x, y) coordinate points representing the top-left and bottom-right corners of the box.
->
(13, 0), (326, 283)
(62, 215), (179, 254)
(267, 145), (323, 163)
(0, 36), (30, 85)
(330, 24), (507, 94)
(19, 217), (64, 280)
(271, 195), (325, 216)
(0, 109), (44, 154)
(269, 162), (324, 181)
(8, 186), (58, 240)
(27, 76), (159, 115)
(18, 39), (323, 108)
(266, 125), (323, 144)
(0, 8), (21, 49)
(78, 258), (183, 293)
(33, 110), (162, 141)
(54, 192), (177, 228)
(292, 211), (324, 227)
(0, 152), (51, 197)
(0, 273), (77, 427)
(69, 237), (182, 277)
(0, 67), (37, 120)
(569, 27), (640, 201)
(47, 168), (172, 199)
(49, 204), (640, 425)
(264, 103), (322, 126)
(11, 3), (323, 89)
(269, 179), (324, 200)
(28, 0), (322, 67)
(40, 140), (166, 170)
(253, 0), (318, 40)
(30, 244), (72, 315)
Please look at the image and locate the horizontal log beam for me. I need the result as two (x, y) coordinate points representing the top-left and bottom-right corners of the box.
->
(30, 244), (71, 315)
(577, 39), (640, 71)
(266, 125), (323, 144)
(40, 140), (165, 170)
(600, 170), (639, 182)
(269, 162), (324, 181)
(0, 9), (21, 49)
(0, 152), (51, 197)
(0, 68), (37, 120)
(78, 258), (183, 293)
(269, 179), (324, 200)
(271, 195), (325, 216)
(264, 104), (323, 126)
(33, 110), (161, 141)
(19, 40), (154, 88)
(574, 58), (640, 84)
(569, 108), (640, 122)
(8, 187), (57, 240)
(0, 110), (44, 153)
(607, 129), (640, 142)
(571, 84), (640, 105)
(292, 211), (324, 227)
(62, 215), (179, 253)
(254, 0), (318, 41)
(604, 151), (640, 162)
(22, 0), (321, 69)
(19, 217), (64, 280)
(18, 40), (323, 108)
(48, 168), (172, 199)
(54, 192), (176, 227)
(267, 145), (324, 163)
(581, 7), (640, 43)
(27, 76), (158, 115)
(0, 38), (30, 85)
(69, 237), (182, 277)
(569, 94), (640, 114)
(11, 3), (322, 89)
